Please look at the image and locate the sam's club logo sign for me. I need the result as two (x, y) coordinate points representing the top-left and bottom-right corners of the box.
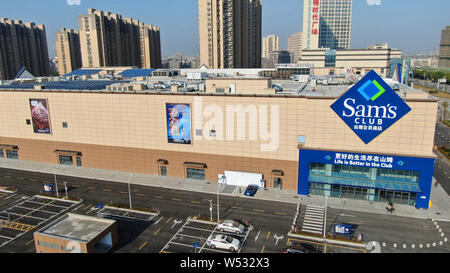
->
(331, 70), (411, 144)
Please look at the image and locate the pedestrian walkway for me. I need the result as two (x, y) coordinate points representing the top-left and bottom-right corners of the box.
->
(0, 158), (449, 222)
(301, 205), (324, 235)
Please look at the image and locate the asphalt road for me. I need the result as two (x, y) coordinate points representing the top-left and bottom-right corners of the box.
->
(434, 121), (450, 194)
(0, 167), (448, 253)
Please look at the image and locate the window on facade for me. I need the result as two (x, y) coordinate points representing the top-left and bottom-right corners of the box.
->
(0, 150), (3, 158)
(62, 122), (68, 128)
(187, 168), (205, 180)
(6, 150), (18, 159)
(59, 155), (73, 166)
(38, 240), (59, 249)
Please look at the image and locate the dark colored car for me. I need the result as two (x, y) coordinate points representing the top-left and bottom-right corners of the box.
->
(244, 185), (259, 196)
(282, 242), (319, 253)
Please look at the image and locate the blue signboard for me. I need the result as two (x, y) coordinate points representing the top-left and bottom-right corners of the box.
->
(166, 103), (191, 144)
(298, 149), (435, 209)
(43, 184), (54, 193)
(330, 70), (411, 144)
(333, 224), (354, 238)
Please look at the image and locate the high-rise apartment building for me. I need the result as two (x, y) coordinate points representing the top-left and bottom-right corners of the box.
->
(55, 28), (82, 76)
(438, 26), (450, 68)
(302, 0), (352, 50)
(78, 9), (161, 69)
(0, 18), (49, 80)
(198, 0), (262, 68)
(288, 32), (303, 63)
(262, 35), (279, 59)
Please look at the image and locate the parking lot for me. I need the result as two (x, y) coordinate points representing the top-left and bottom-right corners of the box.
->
(161, 219), (251, 253)
(0, 195), (81, 248)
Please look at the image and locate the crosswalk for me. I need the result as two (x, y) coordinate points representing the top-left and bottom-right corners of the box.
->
(301, 205), (324, 235)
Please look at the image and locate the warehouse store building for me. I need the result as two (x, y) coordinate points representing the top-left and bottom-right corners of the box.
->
(0, 74), (438, 209)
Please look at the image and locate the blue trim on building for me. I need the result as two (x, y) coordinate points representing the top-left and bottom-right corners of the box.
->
(298, 149), (435, 209)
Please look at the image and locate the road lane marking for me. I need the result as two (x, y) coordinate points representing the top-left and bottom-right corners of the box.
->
(253, 209), (265, 213)
(190, 201), (201, 204)
(29, 179), (38, 182)
(232, 206), (243, 210)
(266, 231), (271, 239)
(136, 193), (146, 197)
(3, 176), (11, 178)
(119, 191), (128, 194)
(275, 211), (288, 215)
(165, 217), (173, 224)
(153, 196), (163, 199)
(138, 241), (148, 251)
(88, 187), (96, 190)
(72, 185), (80, 188)
(102, 189), (112, 192)
(25, 239), (34, 246)
(17, 177), (24, 180)
(260, 245), (265, 253)
(172, 198), (183, 202)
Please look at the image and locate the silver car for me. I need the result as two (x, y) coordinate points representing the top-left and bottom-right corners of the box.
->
(217, 220), (246, 234)
(206, 235), (241, 252)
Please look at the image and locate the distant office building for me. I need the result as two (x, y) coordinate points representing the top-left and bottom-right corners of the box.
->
(438, 26), (450, 68)
(0, 18), (49, 80)
(55, 28), (82, 76)
(269, 50), (292, 64)
(78, 9), (161, 69)
(198, 0), (262, 68)
(300, 43), (402, 77)
(288, 32), (303, 63)
(262, 35), (279, 59)
(303, 0), (352, 50)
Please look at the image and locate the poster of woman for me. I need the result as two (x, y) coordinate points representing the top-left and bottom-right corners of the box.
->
(166, 103), (191, 144)
(29, 99), (51, 134)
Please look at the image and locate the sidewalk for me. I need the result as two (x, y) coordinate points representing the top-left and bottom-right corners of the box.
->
(0, 158), (449, 222)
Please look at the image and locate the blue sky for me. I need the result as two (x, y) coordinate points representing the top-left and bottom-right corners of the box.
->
(0, 0), (449, 58)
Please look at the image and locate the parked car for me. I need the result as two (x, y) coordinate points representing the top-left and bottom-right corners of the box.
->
(217, 220), (246, 234)
(206, 235), (241, 252)
(282, 242), (318, 253)
(244, 184), (259, 196)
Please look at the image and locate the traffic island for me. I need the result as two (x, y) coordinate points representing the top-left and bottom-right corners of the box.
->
(0, 185), (18, 194)
(288, 230), (367, 249)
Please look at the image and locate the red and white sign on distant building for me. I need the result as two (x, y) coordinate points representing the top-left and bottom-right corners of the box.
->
(311, 0), (320, 35)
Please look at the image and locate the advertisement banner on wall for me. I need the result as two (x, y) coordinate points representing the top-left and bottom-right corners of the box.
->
(29, 99), (51, 134)
(166, 103), (191, 144)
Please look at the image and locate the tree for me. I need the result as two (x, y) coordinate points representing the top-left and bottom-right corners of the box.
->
(443, 101), (448, 121)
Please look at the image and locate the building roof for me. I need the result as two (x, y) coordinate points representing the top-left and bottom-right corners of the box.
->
(0, 80), (130, 90)
(118, 69), (155, 78)
(64, 69), (104, 77)
(35, 213), (116, 243)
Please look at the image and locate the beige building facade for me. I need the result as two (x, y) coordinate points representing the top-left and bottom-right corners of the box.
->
(78, 9), (161, 69)
(301, 44), (402, 77)
(0, 18), (49, 80)
(55, 28), (82, 76)
(198, 0), (262, 68)
(262, 35), (279, 59)
(0, 80), (438, 208)
(288, 32), (303, 63)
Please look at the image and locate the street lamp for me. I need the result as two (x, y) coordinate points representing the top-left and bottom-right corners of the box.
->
(323, 195), (328, 238)
(54, 166), (59, 198)
(127, 174), (133, 210)
(64, 181), (68, 199)
(208, 199), (213, 221)
(217, 182), (220, 223)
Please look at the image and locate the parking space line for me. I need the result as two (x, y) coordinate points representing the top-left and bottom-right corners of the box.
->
(165, 217), (173, 224)
(266, 231), (271, 239)
(153, 196), (163, 199)
(153, 228), (161, 236)
(190, 201), (201, 204)
(260, 245), (265, 253)
(138, 241), (148, 251)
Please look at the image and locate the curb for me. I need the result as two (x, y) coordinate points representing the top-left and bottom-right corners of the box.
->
(288, 231), (367, 249)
